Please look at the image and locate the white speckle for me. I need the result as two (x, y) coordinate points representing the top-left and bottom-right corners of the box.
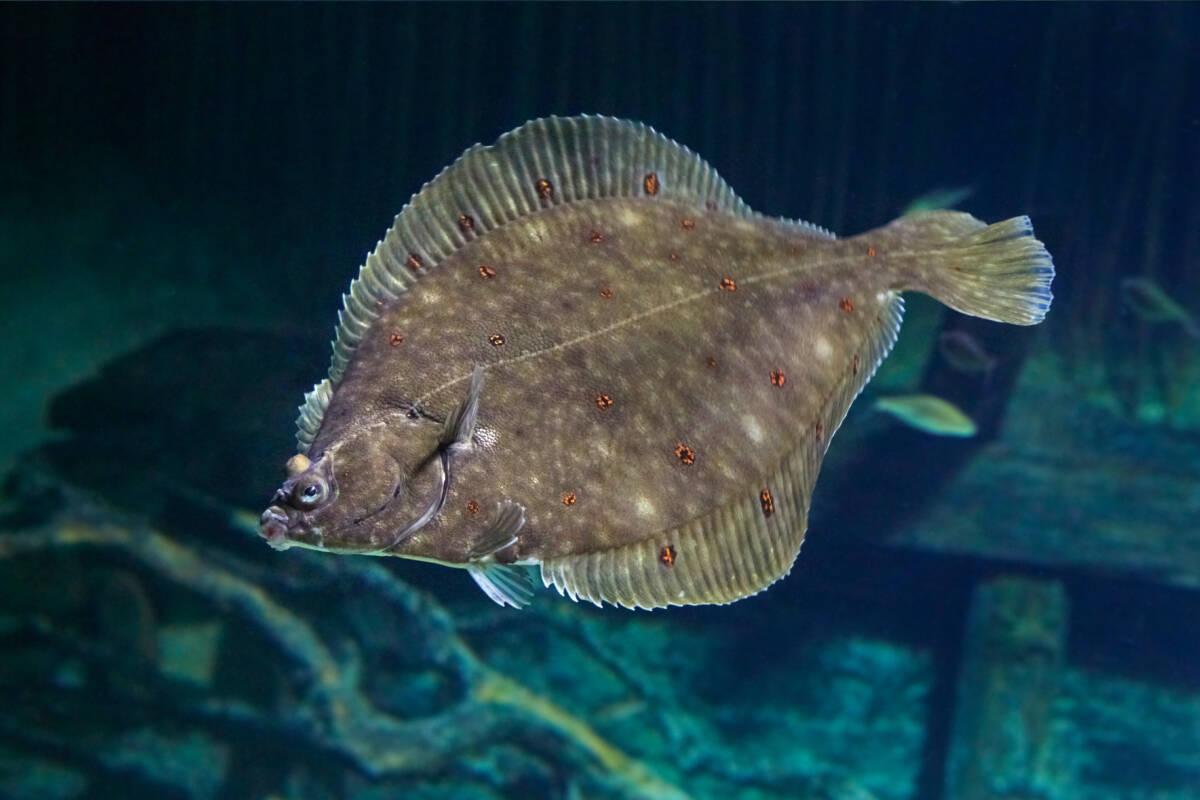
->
(618, 207), (643, 227)
(474, 426), (499, 450)
(636, 496), (656, 518)
(876, 291), (888, 303)
(815, 337), (833, 360)
(527, 220), (550, 243)
(422, 291), (441, 305)
(742, 414), (764, 443)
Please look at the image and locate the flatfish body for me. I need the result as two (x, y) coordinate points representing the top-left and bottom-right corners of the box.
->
(261, 116), (1054, 610)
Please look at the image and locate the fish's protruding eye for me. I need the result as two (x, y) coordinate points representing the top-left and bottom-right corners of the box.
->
(293, 477), (328, 510)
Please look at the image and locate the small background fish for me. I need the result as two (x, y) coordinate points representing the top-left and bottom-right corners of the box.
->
(874, 393), (979, 437)
(1121, 276), (1200, 338)
(902, 186), (976, 215)
(939, 329), (998, 380)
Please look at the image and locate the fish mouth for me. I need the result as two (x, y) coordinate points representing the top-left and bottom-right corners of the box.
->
(259, 505), (295, 551)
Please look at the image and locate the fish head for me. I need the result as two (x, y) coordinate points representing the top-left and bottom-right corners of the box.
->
(259, 416), (447, 554)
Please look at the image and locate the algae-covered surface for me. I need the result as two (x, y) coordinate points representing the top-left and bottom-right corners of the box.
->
(3, 4), (1200, 800)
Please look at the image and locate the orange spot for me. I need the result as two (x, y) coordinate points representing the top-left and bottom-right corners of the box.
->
(458, 214), (476, 233)
(643, 171), (660, 196)
(681, 218), (696, 231)
(406, 253), (424, 272)
(759, 488), (775, 517)
(867, 245), (877, 258)
(720, 276), (737, 292)
(389, 332), (405, 347)
(535, 178), (554, 201)
(478, 264), (497, 279)
(562, 491), (577, 507)
(489, 334), (506, 347)
(595, 393), (614, 410)
(466, 500), (480, 516)
(659, 544), (677, 567)
(599, 287), (614, 299)
(839, 297), (855, 313)
(674, 442), (696, 466)
(589, 230), (604, 244)
(770, 369), (786, 387)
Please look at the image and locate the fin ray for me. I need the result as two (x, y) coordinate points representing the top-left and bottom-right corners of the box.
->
(468, 500), (526, 560)
(468, 563), (534, 609)
(885, 211), (1054, 326)
(439, 366), (485, 450)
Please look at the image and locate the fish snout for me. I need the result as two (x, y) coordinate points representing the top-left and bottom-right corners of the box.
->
(260, 505), (293, 550)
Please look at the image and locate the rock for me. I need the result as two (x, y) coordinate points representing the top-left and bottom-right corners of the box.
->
(157, 620), (223, 688)
(39, 325), (325, 515)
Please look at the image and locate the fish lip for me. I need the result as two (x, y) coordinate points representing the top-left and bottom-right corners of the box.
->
(260, 505), (294, 551)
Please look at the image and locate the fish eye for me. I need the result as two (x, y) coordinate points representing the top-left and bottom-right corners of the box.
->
(293, 478), (327, 510)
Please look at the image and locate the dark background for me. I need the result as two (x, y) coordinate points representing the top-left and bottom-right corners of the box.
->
(3, 3), (1198, 354)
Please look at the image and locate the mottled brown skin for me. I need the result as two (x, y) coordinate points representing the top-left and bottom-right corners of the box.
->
(283, 197), (901, 565)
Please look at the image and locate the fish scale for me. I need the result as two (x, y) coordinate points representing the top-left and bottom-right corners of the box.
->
(261, 115), (1054, 610)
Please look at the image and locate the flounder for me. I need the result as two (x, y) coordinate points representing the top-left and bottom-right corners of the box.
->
(259, 116), (1054, 609)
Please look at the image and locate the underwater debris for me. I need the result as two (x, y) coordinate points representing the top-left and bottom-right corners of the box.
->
(1120, 277), (1199, 337)
(263, 115), (1053, 609)
(0, 507), (691, 800)
(874, 394), (978, 437)
(902, 185), (975, 215)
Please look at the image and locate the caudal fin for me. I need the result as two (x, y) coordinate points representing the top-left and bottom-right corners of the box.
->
(883, 211), (1055, 325)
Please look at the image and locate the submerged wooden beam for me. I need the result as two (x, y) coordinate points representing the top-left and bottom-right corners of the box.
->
(824, 355), (1200, 591)
(944, 575), (1070, 800)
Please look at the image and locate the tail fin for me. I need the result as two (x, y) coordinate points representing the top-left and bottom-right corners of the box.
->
(882, 211), (1054, 325)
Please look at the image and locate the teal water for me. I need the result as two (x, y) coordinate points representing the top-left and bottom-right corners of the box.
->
(1, 5), (1198, 799)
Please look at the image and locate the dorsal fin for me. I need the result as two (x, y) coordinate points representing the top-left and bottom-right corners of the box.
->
(296, 115), (830, 450)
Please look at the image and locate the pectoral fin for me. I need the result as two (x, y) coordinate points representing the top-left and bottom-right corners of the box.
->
(468, 500), (525, 559)
(440, 366), (485, 452)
